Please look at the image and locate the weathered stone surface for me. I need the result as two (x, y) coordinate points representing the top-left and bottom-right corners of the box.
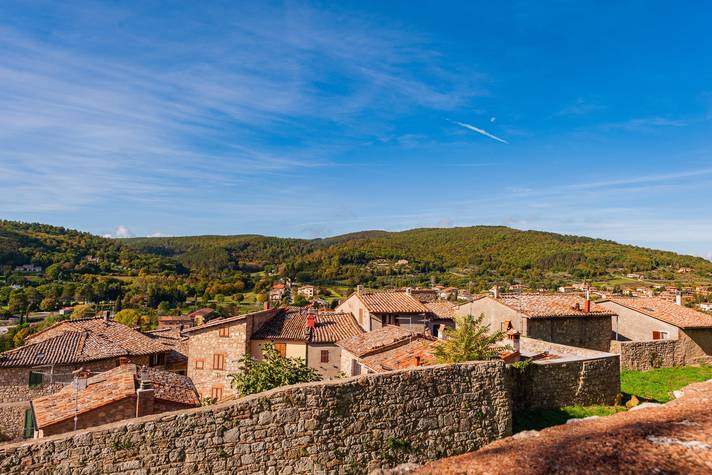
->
(610, 339), (682, 371)
(0, 361), (512, 474)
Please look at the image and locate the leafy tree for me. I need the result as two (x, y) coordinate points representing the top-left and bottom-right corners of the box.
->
(230, 344), (321, 396)
(8, 290), (27, 315)
(114, 309), (142, 327)
(292, 294), (308, 307)
(39, 296), (57, 312)
(70, 304), (95, 320)
(432, 314), (506, 363)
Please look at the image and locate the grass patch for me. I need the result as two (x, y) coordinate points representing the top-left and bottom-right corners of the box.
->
(621, 365), (712, 403)
(514, 405), (625, 432)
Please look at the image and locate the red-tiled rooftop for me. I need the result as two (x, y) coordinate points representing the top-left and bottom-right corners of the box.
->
(251, 308), (363, 343)
(424, 302), (456, 320)
(337, 325), (421, 357)
(355, 291), (429, 314)
(497, 294), (617, 318)
(145, 327), (189, 366)
(32, 363), (199, 429)
(0, 318), (168, 367)
(182, 308), (280, 333)
(602, 296), (712, 329)
(410, 379), (712, 475)
(359, 336), (436, 372)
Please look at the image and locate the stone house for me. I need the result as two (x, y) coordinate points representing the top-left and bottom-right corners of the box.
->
(145, 327), (189, 375)
(186, 308), (216, 326)
(296, 285), (316, 299)
(269, 283), (287, 303)
(423, 301), (457, 338)
(599, 296), (712, 365)
(157, 315), (194, 330)
(30, 359), (199, 437)
(336, 325), (436, 376)
(335, 290), (432, 334)
(183, 308), (279, 401)
(250, 308), (363, 379)
(0, 316), (171, 400)
(456, 294), (616, 352)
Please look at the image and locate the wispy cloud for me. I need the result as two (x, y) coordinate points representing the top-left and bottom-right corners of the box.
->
(102, 225), (132, 238)
(453, 121), (509, 144)
(599, 116), (687, 131)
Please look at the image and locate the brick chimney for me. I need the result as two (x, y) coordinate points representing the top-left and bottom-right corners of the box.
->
(583, 290), (591, 313)
(263, 301), (270, 311)
(507, 328), (521, 353)
(118, 356), (128, 367)
(135, 379), (155, 417)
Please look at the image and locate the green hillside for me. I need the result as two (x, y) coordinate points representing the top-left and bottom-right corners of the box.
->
(125, 226), (712, 289)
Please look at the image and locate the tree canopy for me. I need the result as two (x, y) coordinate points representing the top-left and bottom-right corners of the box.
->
(432, 314), (506, 363)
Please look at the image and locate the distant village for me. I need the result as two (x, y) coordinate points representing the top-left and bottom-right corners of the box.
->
(1, 271), (712, 445)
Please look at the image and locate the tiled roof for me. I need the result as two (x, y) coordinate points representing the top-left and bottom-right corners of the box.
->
(337, 325), (421, 357)
(359, 337), (436, 372)
(0, 319), (168, 368)
(182, 308), (280, 334)
(602, 297), (712, 329)
(157, 315), (193, 323)
(496, 295), (617, 318)
(139, 366), (200, 406)
(145, 328), (188, 366)
(424, 302), (457, 320)
(186, 308), (216, 318)
(32, 363), (199, 429)
(251, 309), (363, 343)
(355, 291), (429, 314)
(401, 289), (439, 303)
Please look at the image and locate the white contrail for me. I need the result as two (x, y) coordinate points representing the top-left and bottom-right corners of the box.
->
(453, 121), (508, 144)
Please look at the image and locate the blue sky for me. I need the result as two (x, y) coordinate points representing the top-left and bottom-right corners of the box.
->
(1, 1), (711, 258)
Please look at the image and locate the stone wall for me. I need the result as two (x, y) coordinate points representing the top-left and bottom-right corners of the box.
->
(525, 315), (612, 352)
(0, 361), (511, 474)
(509, 342), (620, 411)
(610, 339), (682, 371)
(0, 403), (29, 444)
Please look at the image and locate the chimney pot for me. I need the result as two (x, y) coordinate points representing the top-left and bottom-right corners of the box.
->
(119, 356), (128, 367)
(263, 301), (270, 311)
(583, 298), (591, 314)
(675, 292), (682, 306)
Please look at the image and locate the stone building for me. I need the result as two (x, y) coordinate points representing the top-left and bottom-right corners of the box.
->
(186, 308), (216, 326)
(250, 308), (363, 379)
(0, 316), (171, 401)
(156, 315), (194, 330)
(422, 301), (457, 338)
(456, 294), (617, 352)
(336, 289), (432, 333)
(337, 325), (436, 376)
(30, 359), (199, 437)
(599, 296), (712, 366)
(183, 308), (279, 400)
(145, 327), (189, 375)
(296, 285), (316, 299)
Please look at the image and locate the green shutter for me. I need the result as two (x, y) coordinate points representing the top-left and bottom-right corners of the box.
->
(28, 371), (43, 387)
(23, 409), (34, 439)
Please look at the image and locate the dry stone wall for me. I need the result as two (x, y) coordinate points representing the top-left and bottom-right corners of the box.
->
(508, 354), (620, 412)
(0, 361), (512, 474)
(610, 339), (681, 371)
(0, 403), (28, 444)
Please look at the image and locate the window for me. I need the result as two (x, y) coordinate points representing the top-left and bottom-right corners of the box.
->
(150, 353), (166, 367)
(213, 353), (226, 370)
(273, 343), (287, 358)
(320, 350), (329, 363)
(28, 371), (43, 387)
(652, 331), (669, 340)
(211, 386), (223, 400)
(194, 359), (204, 370)
(218, 326), (229, 338)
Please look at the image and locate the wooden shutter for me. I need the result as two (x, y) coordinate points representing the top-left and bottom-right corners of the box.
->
(273, 343), (287, 358)
(213, 353), (225, 370)
(23, 409), (34, 439)
(652, 331), (661, 340)
(320, 350), (329, 363)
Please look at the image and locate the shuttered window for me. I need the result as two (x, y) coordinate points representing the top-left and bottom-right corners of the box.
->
(320, 350), (329, 363)
(273, 343), (287, 358)
(213, 353), (226, 370)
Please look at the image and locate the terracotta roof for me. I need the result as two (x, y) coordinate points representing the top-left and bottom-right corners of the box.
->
(496, 295), (617, 318)
(602, 297), (712, 329)
(337, 325), (421, 357)
(251, 309), (363, 343)
(157, 315), (193, 323)
(186, 308), (216, 318)
(0, 319), (168, 367)
(424, 302), (457, 320)
(32, 363), (199, 429)
(182, 308), (280, 334)
(412, 379), (712, 475)
(355, 291), (429, 314)
(401, 289), (439, 303)
(360, 336), (436, 372)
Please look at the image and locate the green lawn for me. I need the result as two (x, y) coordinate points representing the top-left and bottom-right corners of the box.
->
(621, 365), (712, 403)
(514, 365), (712, 432)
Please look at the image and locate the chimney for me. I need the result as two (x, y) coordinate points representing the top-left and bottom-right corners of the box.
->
(583, 291), (591, 313)
(507, 328), (521, 353)
(263, 301), (270, 311)
(675, 292), (682, 306)
(104, 312), (110, 322)
(413, 355), (421, 366)
(357, 285), (364, 294)
(135, 380), (155, 418)
(405, 287), (412, 295)
(118, 356), (128, 367)
(492, 286), (500, 299)
(306, 310), (316, 329)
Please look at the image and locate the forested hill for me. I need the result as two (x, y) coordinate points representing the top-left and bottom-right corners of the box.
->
(0, 220), (185, 276)
(125, 226), (712, 288)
